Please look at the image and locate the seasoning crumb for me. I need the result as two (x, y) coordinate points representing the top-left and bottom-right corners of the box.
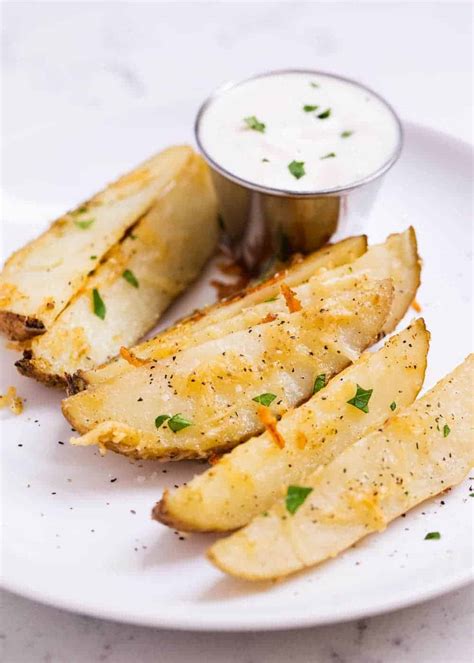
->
(110, 478), (117, 483)
(0, 386), (24, 415)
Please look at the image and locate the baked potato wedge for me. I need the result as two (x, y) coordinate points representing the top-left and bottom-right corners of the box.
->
(0, 146), (200, 340)
(154, 319), (429, 531)
(208, 354), (473, 581)
(71, 234), (368, 391)
(15, 151), (218, 385)
(65, 275), (393, 460)
(316, 227), (419, 336)
(71, 227), (419, 393)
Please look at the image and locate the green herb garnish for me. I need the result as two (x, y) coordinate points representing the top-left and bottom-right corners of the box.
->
(244, 115), (266, 133)
(155, 414), (170, 429)
(167, 414), (192, 433)
(347, 384), (373, 413)
(74, 218), (95, 230)
(90, 255), (97, 260)
(122, 269), (139, 288)
(303, 104), (319, 112)
(390, 401), (397, 411)
(443, 424), (451, 437)
(424, 531), (441, 540)
(286, 485), (313, 514)
(262, 158), (270, 163)
(320, 152), (336, 159)
(309, 82), (319, 88)
(341, 130), (353, 138)
(317, 108), (331, 119)
(252, 393), (277, 407)
(92, 288), (106, 320)
(264, 295), (278, 303)
(288, 160), (305, 179)
(313, 373), (326, 394)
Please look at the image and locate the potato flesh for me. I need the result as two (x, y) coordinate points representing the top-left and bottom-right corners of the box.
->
(155, 320), (429, 531)
(65, 277), (393, 460)
(208, 354), (474, 580)
(16, 153), (218, 382)
(79, 235), (368, 387)
(78, 226), (418, 389)
(318, 227), (420, 334)
(0, 146), (195, 336)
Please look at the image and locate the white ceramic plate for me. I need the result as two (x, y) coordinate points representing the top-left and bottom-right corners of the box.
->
(1, 109), (472, 631)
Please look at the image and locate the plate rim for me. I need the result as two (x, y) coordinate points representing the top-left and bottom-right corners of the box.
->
(2, 568), (473, 631)
(1, 119), (473, 631)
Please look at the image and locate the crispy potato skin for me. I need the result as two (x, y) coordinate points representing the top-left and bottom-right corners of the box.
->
(0, 312), (45, 342)
(207, 354), (473, 581)
(15, 351), (66, 388)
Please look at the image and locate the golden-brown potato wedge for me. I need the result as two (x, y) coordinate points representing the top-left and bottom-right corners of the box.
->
(0, 146), (199, 340)
(71, 227), (419, 393)
(65, 276), (393, 460)
(72, 235), (368, 391)
(154, 319), (429, 531)
(208, 354), (473, 581)
(15, 152), (218, 385)
(336, 226), (420, 334)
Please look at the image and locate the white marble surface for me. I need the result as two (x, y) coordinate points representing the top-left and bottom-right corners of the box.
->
(1, 1), (472, 661)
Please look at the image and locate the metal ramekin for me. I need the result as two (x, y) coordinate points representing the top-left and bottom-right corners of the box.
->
(195, 69), (403, 273)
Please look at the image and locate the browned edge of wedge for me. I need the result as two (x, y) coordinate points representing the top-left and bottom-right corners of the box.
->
(15, 350), (67, 388)
(0, 312), (45, 342)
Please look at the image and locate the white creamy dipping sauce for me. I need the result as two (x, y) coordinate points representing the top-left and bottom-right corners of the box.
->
(197, 72), (401, 193)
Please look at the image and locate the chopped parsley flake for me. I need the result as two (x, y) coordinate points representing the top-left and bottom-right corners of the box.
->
(286, 485), (313, 514)
(303, 104), (319, 112)
(155, 414), (170, 429)
(317, 108), (331, 119)
(313, 373), (326, 394)
(167, 414), (192, 433)
(309, 82), (319, 88)
(262, 158), (270, 162)
(244, 115), (266, 133)
(347, 384), (373, 413)
(264, 295), (278, 303)
(122, 269), (139, 288)
(321, 152), (336, 159)
(252, 392), (277, 407)
(92, 288), (106, 320)
(443, 424), (451, 437)
(341, 130), (353, 138)
(90, 255), (97, 260)
(390, 401), (397, 411)
(424, 531), (441, 540)
(74, 218), (95, 230)
(288, 160), (305, 179)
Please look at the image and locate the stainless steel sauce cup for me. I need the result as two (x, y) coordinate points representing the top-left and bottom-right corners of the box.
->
(195, 70), (403, 274)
